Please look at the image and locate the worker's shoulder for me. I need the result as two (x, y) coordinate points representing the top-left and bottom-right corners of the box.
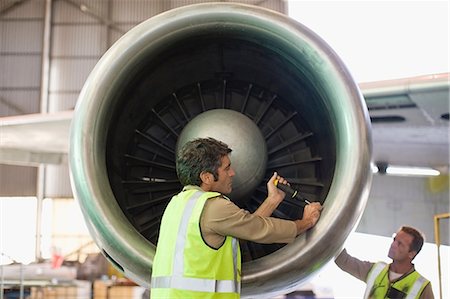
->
(204, 195), (239, 210)
(202, 195), (242, 221)
(206, 194), (230, 203)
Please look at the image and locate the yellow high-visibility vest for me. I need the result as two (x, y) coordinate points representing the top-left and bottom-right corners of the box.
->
(364, 262), (430, 299)
(151, 187), (241, 299)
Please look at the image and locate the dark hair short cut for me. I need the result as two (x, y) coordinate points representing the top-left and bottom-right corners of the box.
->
(401, 226), (425, 256)
(176, 137), (232, 186)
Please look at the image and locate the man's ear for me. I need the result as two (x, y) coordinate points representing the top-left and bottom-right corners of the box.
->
(200, 171), (213, 185)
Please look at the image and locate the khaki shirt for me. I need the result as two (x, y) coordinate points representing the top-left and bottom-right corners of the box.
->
(184, 186), (297, 249)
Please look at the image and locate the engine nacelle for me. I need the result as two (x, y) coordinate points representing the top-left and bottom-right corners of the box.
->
(70, 3), (372, 298)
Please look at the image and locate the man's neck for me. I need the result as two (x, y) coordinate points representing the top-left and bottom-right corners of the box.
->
(199, 183), (211, 192)
(390, 261), (413, 275)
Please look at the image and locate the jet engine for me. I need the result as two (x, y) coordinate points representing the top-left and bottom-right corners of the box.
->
(69, 3), (372, 298)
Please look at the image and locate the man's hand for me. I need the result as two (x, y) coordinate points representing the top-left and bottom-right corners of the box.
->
(254, 172), (289, 217)
(266, 171), (288, 206)
(294, 202), (322, 235)
(303, 202), (322, 227)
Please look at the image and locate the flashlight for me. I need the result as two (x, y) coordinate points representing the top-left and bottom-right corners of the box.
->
(274, 179), (311, 205)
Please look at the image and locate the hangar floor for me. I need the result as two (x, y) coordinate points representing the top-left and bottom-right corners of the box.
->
(1, 231), (448, 299)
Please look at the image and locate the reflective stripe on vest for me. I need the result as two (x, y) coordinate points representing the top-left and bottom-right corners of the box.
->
(151, 276), (240, 293)
(232, 238), (239, 293)
(151, 190), (240, 294)
(405, 276), (427, 299)
(365, 262), (429, 299)
(364, 262), (387, 299)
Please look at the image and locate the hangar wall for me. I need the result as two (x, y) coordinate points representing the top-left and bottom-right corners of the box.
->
(0, 0), (287, 198)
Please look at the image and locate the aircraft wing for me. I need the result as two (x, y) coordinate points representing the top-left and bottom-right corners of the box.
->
(0, 110), (73, 166)
(363, 73), (449, 171)
(0, 73), (448, 170)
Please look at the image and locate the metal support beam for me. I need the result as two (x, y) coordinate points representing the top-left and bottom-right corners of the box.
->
(62, 0), (125, 34)
(39, 0), (52, 114)
(0, 96), (26, 114)
(434, 213), (450, 299)
(35, 0), (53, 262)
(0, 0), (29, 16)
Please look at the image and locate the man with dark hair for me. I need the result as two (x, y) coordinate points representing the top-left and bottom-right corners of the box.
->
(400, 226), (425, 255)
(335, 226), (434, 299)
(151, 137), (322, 299)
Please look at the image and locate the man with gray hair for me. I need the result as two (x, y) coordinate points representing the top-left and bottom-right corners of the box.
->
(151, 137), (322, 299)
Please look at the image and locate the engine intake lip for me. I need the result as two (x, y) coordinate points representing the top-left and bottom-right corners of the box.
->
(70, 3), (372, 298)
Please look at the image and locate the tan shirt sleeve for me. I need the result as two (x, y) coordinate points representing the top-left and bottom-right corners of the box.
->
(334, 248), (374, 282)
(200, 196), (297, 249)
(420, 283), (435, 299)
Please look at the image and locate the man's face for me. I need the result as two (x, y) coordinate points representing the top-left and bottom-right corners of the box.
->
(210, 155), (235, 194)
(388, 230), (415, 262)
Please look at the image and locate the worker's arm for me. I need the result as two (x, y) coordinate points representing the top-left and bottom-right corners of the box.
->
(201, 195), (322, 249)
(419, 282), (435, 299)
(201, 197), (297, 248)
(334, 249), (374, 282)
(253, 172), (322, 233)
